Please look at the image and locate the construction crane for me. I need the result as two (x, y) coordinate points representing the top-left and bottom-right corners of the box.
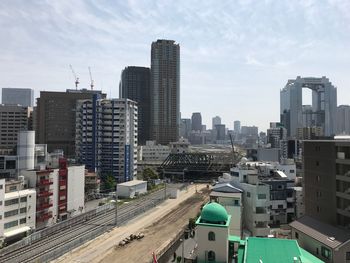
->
(69, 64), (79, 90)
(88, 67), (94, 90)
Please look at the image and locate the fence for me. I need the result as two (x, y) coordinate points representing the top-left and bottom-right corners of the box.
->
(0, 202), (114, 256)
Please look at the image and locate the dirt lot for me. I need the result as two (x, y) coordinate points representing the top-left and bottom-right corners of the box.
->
(99, 190), (209, 263)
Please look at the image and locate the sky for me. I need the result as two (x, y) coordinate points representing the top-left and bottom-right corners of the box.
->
(0, 0), (350, 132)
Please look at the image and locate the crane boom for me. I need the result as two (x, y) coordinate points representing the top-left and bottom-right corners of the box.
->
(69, 64), (79, 90)
(88, 67), (94, 90)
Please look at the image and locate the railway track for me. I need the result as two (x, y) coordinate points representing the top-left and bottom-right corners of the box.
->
(0, 189), (168, 263)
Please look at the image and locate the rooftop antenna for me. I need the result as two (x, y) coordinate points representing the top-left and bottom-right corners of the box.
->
(69, 64), (79, 90)
(88, 66), (94, 90)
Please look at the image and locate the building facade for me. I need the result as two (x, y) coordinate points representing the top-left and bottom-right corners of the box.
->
(119, 66), (151, 145)
(212, 116), (221, 129)
(1, 88), (34, 107)
(191, 112), (202, 132)
(75, 97), (138, 183)
(0, 178), (36, 246)
(0, 105), (32, 155)
(36, 89), (106, 158)
(234, 120), (241, 134)
(336, 105), (350, 135)
(150, 39), (180, 145)
(280, 76), (337, 137)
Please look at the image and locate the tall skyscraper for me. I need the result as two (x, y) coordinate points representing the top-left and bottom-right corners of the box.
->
(212, 116), (221, 129)
(191, 112), (202, 132)
(150, 39), (180, 145)
(180, 118), (191, 138)
(119, 66), (151, 145)
(234, 120), (241, 134)
(280, 76), (337, 137)
(336, 105), (350, 135)
(36, 89), (106, 157)
(2, 88), (34, 107)
(76, 97), (137, 183)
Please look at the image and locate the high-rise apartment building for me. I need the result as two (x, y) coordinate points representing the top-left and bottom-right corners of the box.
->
(150, 39), (180, 145)
(1, 88), (34, 107)
(0, 105), (32, 154)
(280, 76), (337, 137)
(212, 116), (221, 129)
(191, 112), (202, 132)
(119, 66), (151, 145)
(336, 105), (350, 135)
(234, 120), (241, 134)
(267, 126), (287, 148)
(215, 124), (226, 141)
(75, 97), (137, 183)
(36, 89), (106, 157)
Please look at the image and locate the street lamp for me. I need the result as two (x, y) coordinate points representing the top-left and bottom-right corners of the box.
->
(180, 238), (185, 263)
(115, 184), (118, 226)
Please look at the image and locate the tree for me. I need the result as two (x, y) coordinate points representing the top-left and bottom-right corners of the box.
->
(142, 167), (159, 181)
(103, 174), (116, 192)
(188, 218), (196, 230)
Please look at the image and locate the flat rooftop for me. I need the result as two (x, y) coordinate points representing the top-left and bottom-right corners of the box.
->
(117, 180), (147, 187)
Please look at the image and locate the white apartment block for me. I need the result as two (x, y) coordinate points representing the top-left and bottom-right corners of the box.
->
(76, 97), (138, 183)
(22, 158), (85, 228)
(138, 141), (170, 162)
(0, 178), (36, 246)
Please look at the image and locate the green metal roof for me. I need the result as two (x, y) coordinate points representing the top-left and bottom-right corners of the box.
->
(243, 237), (324, 263)
(200, 202), (228, 223)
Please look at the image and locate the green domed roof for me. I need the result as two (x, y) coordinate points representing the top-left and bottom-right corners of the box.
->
(200, 202), (228, 224)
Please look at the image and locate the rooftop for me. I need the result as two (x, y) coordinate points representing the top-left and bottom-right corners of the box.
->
(212, 182), (243, 193)
(117, 180), (147, 187)
(244, 237), (323, 263)
(290, 216), (350, 249)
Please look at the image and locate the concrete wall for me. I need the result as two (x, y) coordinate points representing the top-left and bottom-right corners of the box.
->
(118, 182), (147, 198)
(216, 195), (242, 237)
(0, 179), (5, 237)
(67, 165), (85, 216)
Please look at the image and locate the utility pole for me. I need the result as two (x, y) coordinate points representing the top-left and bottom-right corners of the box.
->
(115, 184), (118, 226)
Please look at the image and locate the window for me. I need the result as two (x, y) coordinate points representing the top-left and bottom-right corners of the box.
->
(321, 246), (331, 259)
(4, 209), (18, 218)
(5, 198), (19, 206)
(234, 200), (239, 206)
(316, 161), (319, 166)
(9, 186), (17, 192)
(258, 194), (266, 200)
(246, 192), (251, 198)
(208, 231), (215, 241)
(19, 218), (26, 224)
(4, 220), (18, 229)
(0, 184), (3, 189)
(295, 232), (299, 239)
(317, 206), (320, 213)
(20, 207), (27, 214)
(346, 252), (350, 260)
(278, 204), (284, 209)
(20, 197), (27, 203)
(208, 251), (215, 262)
(290, 170), (295, 173)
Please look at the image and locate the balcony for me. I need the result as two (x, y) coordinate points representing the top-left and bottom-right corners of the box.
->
(59, 180), (67, 186)
(286, 197), (294, 202)
(336, 190), (350, 200)
(253, 212), (269, 222)
(37, 202), (53, 211)
(37, 179), (53, 186)
(37, 211), (53, 222)
(37, 191), (53, 198)
(336, 174), (350, 183)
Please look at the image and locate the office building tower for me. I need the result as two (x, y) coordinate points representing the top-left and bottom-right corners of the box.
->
(119, 66), (151, 145)
(336, 105), (350, 135)
(1, 88), (34, 107)
(150, 39), (180, 145)
(212, 116), (221, 129)
(267, 126), (287, 148)
(0, 105), (32, 154)
(36, 89), (106, 157)
(234, 121), (241, 134)
(75, 97), (137, 183)
(191, 112), (202, 132)
(215, 124), (226, 141)
(280, 76), (337, 137)
(180, 118), (191, 138)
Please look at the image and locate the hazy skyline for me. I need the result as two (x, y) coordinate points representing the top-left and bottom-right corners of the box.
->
(0, 0), (349, 131)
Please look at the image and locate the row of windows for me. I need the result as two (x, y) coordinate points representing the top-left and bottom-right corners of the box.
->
(246, 192), (266, 200)
(4, 196), (28, 206)
(4, 218), (27, 229)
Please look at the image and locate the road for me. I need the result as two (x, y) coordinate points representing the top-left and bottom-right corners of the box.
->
(0, 189), (168, 263)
